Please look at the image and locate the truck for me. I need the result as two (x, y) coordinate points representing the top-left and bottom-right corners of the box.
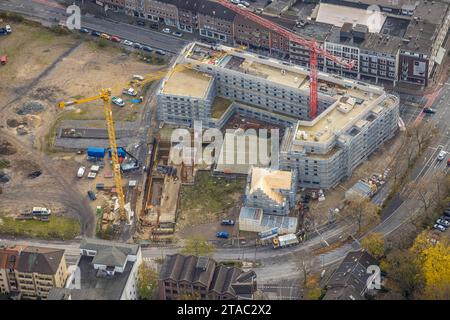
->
(87, 147), (106, 158)
(32, 207), (51, 216)
(272, 234), (299, 249)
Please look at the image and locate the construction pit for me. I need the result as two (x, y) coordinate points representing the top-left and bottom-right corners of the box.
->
(0, 20), (168, 239)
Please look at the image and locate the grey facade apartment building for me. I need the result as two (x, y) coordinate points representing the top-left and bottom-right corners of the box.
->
(158, 254), (257, 300)
(157, 42), (399, 189)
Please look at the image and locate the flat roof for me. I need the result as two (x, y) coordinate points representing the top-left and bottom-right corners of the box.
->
(326, 26), (402, 55)
(161, 68), (213, 99)
(316, 3), (386, 33)
(215, 131), (271, 175)
(294, 91), (393, 143)
(211, 96), (233, 119)
(76, 255), (134, 300)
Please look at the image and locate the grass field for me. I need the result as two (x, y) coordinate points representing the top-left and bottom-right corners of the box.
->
(0, 214), (81, 240)
(178, 171), (245, 227)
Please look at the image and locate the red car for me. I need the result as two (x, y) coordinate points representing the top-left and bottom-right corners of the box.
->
(111, 36), (121, 43)
(0, 55), (7, 65)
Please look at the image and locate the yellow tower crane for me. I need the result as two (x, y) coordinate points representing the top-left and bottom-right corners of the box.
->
(57, 89), (128, 223)
(56, 63), (200, 223)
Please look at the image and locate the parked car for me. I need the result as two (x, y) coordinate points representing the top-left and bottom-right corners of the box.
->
(231, 0), (240, 4)
(87, 190), (96, 201)
(436, 218), (450, 228)
(111, 96), (125, 107)
(437, 150), (446, 161)
(123, 39), (134, 46)
(162, 27), (171, 34)
(123, 87), (138, 96)
(91, 30), (101, 37)
(142, 45), (153, 52)
(433, 223), (446, 232)
(0, 55), (7, 65)
(5, 25), (12, 33)
(237, 3), (246, 8)
(111, 36), (121, 43)
(79, 27), (89, 33)
(155, 49), (166, 55)
(100, 33), (111, 40)
(423, 107), (436, 114)
(440, 215), (450, 222)
(216, 231), (230, 239)
(150, 23), (159, 30)
(444, 209), (450, 217)
(221, 219), (235, 226)
(0, 28), (7, 35)
(133, 43), (143, 49)
(137, 20), (145, 26)
(241, 1), (250, 6)
(77, 166), (86, 178)
(172, 31), (182, 37)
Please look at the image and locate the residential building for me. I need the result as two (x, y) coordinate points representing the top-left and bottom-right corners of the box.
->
(158, 42), (399, 189)
(245, 166), (297, 216)
(323, 250), (379, 300)
(197, 1), (236, 44)
(97, 0), (448, 88)
(48, 238), (142, 300)
(0, 244), (69, 300)
(158, 254), (257, 300)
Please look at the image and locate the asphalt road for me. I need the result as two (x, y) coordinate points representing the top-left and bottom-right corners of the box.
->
(0, 0), (189, 53)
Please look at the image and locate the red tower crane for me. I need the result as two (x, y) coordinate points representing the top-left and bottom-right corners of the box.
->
(215, 0), (356, 118)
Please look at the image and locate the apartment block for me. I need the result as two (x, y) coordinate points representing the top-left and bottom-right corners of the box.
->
(158, 42), (399, 190)
(0, 244), (68, 300)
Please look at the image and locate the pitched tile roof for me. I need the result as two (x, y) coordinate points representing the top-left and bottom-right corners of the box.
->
(16, 246), (65, 275)
(160, 254), (256, 298)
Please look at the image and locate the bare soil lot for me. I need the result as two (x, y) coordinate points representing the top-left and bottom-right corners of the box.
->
(0, 20), (167, 237)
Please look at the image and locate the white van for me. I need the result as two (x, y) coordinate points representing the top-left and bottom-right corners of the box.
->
(77, 166), (86, 178)
(32, 207), (51, 216)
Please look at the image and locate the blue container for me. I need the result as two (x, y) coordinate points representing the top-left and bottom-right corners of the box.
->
(87, 147), (105, 158)
(108, 147), (126, 158)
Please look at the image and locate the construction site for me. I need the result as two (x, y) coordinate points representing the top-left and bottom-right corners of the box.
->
(0, 4), (402, 246)
(0, 19), (169, 239)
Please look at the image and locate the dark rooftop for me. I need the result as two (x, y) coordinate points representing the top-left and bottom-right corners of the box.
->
(323, 250), (378, 300)
(64, 255), (135, 300)
(197, 0), (237, 21)
(80, 237), (139, 257)
(401, 19), (438, 54)
(16, 246), (65, 275)
(160, 254), (256, 298)
(326, 26), (402, 55)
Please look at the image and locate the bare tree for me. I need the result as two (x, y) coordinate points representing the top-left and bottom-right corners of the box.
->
(346, 198), (380, 233)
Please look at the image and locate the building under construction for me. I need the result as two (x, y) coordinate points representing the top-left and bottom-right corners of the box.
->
(156, 42), (399, 189)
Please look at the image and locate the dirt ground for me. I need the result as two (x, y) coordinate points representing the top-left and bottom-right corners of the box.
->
(0, 21), (167, 236)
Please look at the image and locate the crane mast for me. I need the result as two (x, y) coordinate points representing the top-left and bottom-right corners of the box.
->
(215, 0), (355, 118)
(58, 89), (127, 223)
